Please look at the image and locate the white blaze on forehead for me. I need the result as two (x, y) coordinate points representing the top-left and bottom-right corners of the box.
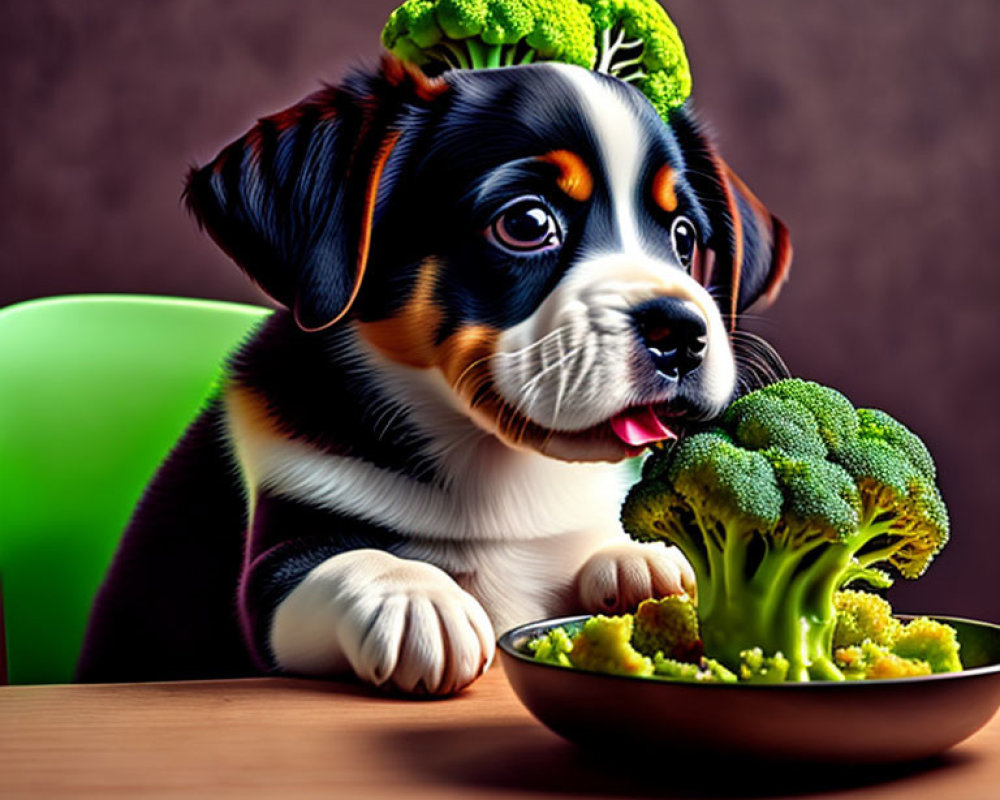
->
(548, 64), (647, 254)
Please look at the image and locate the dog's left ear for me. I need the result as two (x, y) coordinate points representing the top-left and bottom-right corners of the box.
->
(185, 57), (448, 331)
(674, 113), (793, 326)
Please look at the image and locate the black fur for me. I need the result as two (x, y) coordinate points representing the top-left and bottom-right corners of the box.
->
(77, 60), (791, 683)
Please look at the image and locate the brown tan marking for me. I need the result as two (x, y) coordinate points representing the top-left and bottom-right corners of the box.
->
(724, 166), (793, 309)
(537, 150), (593, 202)
(712, 154), (745, 329)
(356, 259), (444, 368)
(224, 384), (294, 442)
(381, 55), (451, 102)
(652, 165), (678, 213)
(759, 217), (793, 307)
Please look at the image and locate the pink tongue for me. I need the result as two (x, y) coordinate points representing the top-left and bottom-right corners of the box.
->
(610, 406), (677, 447)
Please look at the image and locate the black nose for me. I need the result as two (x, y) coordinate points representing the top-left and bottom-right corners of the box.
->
(631, 298), (708, 381)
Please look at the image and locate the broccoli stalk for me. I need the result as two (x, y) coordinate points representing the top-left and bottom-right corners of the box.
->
(622, 379), (949, 681)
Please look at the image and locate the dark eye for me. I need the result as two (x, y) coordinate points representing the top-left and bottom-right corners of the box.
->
(489, 198), (562, 253)
(670, 216), (697, 270)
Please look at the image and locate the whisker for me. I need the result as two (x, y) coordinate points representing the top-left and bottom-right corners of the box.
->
(517, 343), (584, 407)
(549, 329), (570, 432)
(731, 328), (791, 393)
(453, 324), (574, 398)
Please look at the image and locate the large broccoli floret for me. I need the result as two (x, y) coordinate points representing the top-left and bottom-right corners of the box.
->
(582, 0), (691, 119)
(622, 379), (950, 681)
(382, 0), (596, 71)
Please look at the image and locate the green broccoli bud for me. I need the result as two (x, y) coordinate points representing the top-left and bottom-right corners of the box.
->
(622, 378), (951, 682)
(653, 653), (738, 683)
(382, 0), (597, 72)
(528, 624), (575, 667)
(651, 653), (701, 681)
(738, 647), (791, 684)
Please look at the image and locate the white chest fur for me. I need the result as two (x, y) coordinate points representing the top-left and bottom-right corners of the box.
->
(226, 338), (635, 630)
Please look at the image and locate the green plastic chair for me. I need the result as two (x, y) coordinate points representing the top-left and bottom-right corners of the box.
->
(0, 295), (270, 685)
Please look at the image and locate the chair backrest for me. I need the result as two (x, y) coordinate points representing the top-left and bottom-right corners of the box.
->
(0, 295), (270, 684)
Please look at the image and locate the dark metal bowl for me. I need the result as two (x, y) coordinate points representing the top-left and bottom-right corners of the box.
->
(498, 614), (1000, 763)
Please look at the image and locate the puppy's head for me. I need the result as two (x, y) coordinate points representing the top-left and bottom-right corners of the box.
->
(187, 58), (791, 462)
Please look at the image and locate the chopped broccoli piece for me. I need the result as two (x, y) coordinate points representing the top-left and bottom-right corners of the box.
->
(631, 595), (702, 662)
(653, 653), (737, 683)
(835, 641), (934, 680)
(738, 647), (791, 684)
(529, 603), (961, 683)
(867, 652), (934, 680)
(622, 378), (950, 681)
(382, 0), (596, 71)
(652, 653), (702, 680)
(892, 617), (962, 674)
(528, 624), (575, 667)
(833, 589), (902, 649)
(568, 615), (655, 677)
(699, 656), (739, 683)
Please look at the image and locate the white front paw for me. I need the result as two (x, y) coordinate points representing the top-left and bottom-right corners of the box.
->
(577, 541), (695, 614)
(271, 550), (494, 695)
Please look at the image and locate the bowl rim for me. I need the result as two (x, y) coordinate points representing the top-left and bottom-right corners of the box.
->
(497, 613), (1000, 689)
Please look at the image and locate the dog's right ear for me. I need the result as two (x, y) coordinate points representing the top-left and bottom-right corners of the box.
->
(670, 109), (792, 328)
(185, 58), (449, 331)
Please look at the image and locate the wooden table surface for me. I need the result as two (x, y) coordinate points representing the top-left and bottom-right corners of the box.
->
(1, 664), (998, 800)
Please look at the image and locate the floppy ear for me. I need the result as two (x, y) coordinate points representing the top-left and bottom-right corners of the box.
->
(673, 112), (793, 327)
(185, 57), (448, 331)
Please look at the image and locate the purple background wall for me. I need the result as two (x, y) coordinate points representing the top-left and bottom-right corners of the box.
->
(2, 1), (998, 621)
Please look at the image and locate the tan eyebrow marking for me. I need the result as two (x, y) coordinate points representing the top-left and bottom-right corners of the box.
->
(536, 150), (593, 202)
(652, 165), (678, 213)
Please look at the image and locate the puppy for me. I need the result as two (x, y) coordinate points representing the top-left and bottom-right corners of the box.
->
(77, 58), (791, 693)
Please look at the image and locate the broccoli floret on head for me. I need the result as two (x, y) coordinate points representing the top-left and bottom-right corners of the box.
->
(622, 378), (951, 681)
(581, 0), (692, 119)
(382, 1), (692, 120)
(382, 0), (597, 71)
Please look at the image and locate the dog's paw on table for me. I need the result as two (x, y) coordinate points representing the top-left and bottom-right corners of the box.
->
(271, 549), (495, 696)
(576, 541), (696, 614)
